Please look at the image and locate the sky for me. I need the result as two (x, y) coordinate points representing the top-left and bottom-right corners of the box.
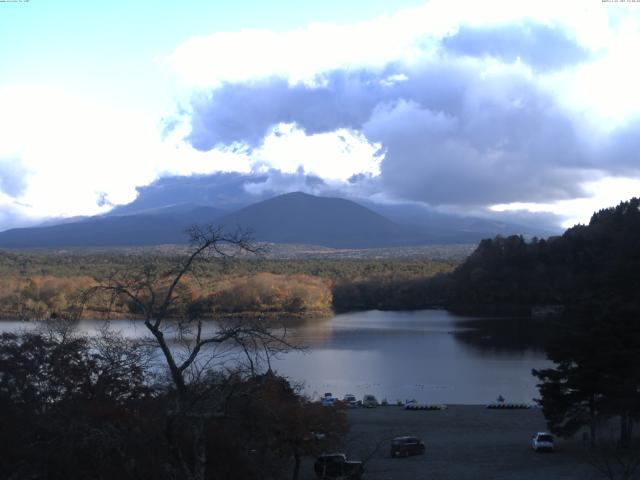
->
(1, 0), (640, 231)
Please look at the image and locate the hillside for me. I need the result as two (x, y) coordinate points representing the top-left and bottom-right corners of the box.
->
(217, 192), (414, 248)
(444, 198), (640, 311)
(0, 206), (223, 248)
(0, 188), (554, 249)
(0, 192), (413, 249)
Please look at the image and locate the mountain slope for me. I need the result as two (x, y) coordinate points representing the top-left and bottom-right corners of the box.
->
(217, 192), (413, 248)
(0, 189), (555, 249)
(0, 207), (223, 248)
(362, 201), (558, 243)
(0, 193), (411, 249)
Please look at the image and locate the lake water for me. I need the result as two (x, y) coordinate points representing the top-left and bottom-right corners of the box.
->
(0, 309), (551, 405)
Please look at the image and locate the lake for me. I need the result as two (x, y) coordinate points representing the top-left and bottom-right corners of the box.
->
(0, 309), (551, 405)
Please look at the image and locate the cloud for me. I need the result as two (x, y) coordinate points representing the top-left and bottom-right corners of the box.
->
(162, 1), (640, 227)
(181, 55), (613, 207)
(187, 73), (386, 150)
(0, 158), (29, 198)
(165, 3), (446, 88)
(363, 70), (596, 205)
(243, 168), (326, 197)
(95, 192), (113, 208)
(0, 85), (256, 228)
(166, 0), (611, 89)
(252, 123), (381, 180)
(442, 21), (592, 71)
(171, 6), (640, 214)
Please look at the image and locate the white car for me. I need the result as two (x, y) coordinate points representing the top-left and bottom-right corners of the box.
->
(532, 432), (554, 452)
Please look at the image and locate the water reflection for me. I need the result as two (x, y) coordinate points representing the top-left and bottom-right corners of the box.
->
(452, 316), (554, 353)
(271, 310), (551, 404)
(0, 310), (551, 404)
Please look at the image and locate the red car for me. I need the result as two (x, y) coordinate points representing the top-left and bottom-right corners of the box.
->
(390, 436), (425, 457)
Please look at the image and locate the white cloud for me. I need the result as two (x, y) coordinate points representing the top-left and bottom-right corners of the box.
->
(491, 176), (640, 228)
(166, 5), (442, 88)
(253, 123), (381, 180)
(0, 85), (254, 225)
(166, 0), (619, 88)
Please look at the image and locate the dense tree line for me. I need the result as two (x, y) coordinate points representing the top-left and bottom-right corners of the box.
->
(446, 198), (640, 312)
(0, 253), (456, 319)
(533, 302), (640, 448)
(0, 250), (456, 282)
(442, 198), (640, 451)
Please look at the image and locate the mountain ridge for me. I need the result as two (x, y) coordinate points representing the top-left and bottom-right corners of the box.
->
(0, 190), (556, 249)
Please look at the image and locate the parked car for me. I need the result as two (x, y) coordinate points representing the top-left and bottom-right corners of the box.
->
(390, 436), (426, 457)
(362, 394), (378, 408)
(314, 453), (364, 479)
(532, 432), (554, 452)
(321, 396), (337, 407)
(343, 394), (358, 407)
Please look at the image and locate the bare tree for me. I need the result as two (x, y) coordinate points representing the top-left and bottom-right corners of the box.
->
(83, 225), (293, 480)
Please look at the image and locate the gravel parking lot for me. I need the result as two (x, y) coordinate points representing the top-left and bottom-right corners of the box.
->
(302, 405), (599, 480)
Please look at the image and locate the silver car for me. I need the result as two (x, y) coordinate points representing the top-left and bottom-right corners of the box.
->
(532, 432), (554, 452)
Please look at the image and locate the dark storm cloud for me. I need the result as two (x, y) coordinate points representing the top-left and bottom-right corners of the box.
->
(442, 22), (592, 71)
(186, 63), (597, 205)
(362, 91), (591, 205)
(601, 117), (640, 174)
(187, 70), (386, 150)
(180, 21), (636, 209)
(0, 158), (28, 198)
(186, 61), (479, 151)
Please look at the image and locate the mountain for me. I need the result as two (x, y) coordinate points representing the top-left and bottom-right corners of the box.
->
(217, 192), (413, 248)
(0, 186), (556, 249)
(361, 201), (558, 243)
(0, 206), (223, 248)
(0, 192), (415, 249)
(99, 172), (558, 243)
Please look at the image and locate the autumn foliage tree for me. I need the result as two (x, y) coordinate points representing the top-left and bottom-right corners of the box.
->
(211, 272), (332, 315)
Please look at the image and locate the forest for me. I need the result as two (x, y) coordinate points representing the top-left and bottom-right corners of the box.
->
(445, 197), (640, 313)
(439, 198), (640, 454)
(0, 251), (456, 320)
